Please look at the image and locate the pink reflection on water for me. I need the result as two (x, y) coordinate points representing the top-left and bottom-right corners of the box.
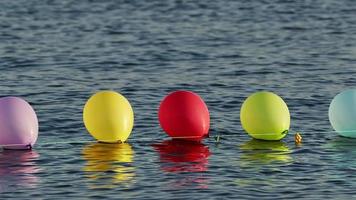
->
(0, 150), (41, 192)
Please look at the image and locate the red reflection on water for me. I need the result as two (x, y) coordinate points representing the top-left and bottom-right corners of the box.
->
(0, 150), (40, 192)
(152, 139), (210, 173)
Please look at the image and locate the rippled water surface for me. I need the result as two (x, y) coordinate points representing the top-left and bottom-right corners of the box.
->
(1, 0), (356, 199)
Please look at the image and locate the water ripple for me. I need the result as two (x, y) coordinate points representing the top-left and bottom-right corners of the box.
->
(1, 0), (356, 198)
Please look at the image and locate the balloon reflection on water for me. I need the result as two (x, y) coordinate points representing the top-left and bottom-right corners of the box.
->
(0, 150), (41, 192)
(240, 139), (292, 165)
(236, 139), (292, 187)
(152, 139), (210, 189)
(82, 142), (135, 189)
(323, 136), (356, 167)
(326, 136), (356, 152)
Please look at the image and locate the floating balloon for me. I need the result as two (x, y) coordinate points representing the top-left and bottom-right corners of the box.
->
(329, 89), (356, 138)
(83, 91), (134, 143)
(158, 90), (210, 140)
(240, 91), (290, 140)
(0, 97), (38, 150)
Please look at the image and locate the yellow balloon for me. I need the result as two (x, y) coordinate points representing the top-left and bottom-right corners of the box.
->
(83, 91), (134, 143)
(240, 91), (290, 140)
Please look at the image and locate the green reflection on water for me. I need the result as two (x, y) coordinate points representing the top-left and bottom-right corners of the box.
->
(239, 139), (292, 164)
(235, 139), (293, 188)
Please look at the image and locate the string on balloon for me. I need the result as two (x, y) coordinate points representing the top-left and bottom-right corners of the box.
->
(0, 129), (353, 150)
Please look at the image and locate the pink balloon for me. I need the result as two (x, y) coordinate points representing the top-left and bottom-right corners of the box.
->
(0, 97), (38, 150)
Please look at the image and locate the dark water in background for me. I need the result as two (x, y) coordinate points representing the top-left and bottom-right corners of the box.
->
(1, 0), (356, 199)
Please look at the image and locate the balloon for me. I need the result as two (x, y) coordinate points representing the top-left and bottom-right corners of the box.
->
(240, 91), (290, 140)
(158, 91), (210, 140)
(329, 89), (356, 138)
(0, 97), (38, 150)
(83, 91), (134, 143)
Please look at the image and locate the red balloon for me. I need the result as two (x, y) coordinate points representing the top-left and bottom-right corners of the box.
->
(158, 90), (210, 140)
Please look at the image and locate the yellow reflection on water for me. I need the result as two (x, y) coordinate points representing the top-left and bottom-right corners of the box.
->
(82, 142), (135, 189)
(240, 139), (292, 165)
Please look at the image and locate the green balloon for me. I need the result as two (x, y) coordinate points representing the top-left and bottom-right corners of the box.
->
(240, 91), (290, 140)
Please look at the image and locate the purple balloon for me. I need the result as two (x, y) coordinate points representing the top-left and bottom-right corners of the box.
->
(0, 97), (38, 150)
